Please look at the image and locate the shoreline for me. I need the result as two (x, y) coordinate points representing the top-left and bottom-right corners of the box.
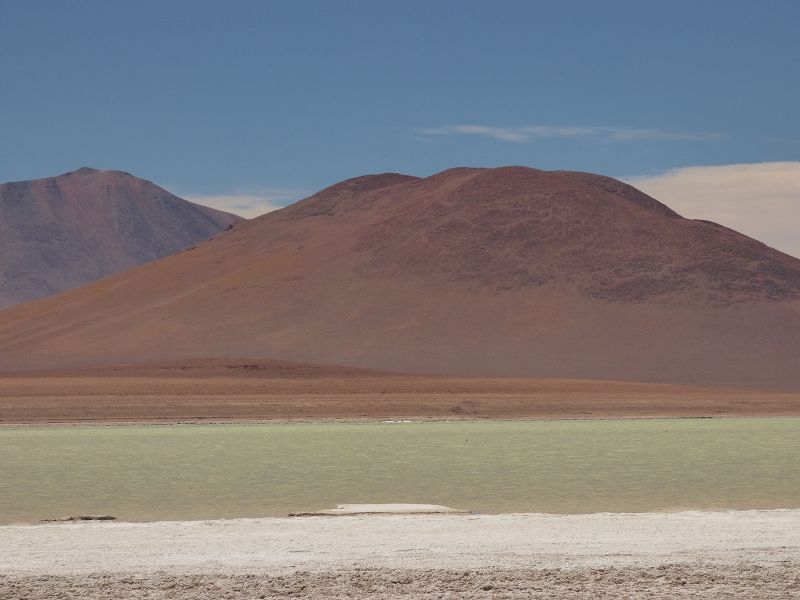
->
(4, 509), (799, 598)
(4, 413), (797, 429)
(7, 502), (800, 527)
(5, 509), (799, 574)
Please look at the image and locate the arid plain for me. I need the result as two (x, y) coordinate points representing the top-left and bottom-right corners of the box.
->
(2, 359), (800, 424)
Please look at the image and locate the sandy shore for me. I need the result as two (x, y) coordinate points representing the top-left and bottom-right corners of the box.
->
(3, 510), (799, 598)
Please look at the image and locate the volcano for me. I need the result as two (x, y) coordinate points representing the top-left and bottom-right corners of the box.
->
(0, 167), (241, 308)
(1, 166), (799, 388)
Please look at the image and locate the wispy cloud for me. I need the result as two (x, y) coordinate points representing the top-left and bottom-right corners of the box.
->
(626, 162), (800, 258)
(181, 189), (307, 219)
(418, 124), (721, 143)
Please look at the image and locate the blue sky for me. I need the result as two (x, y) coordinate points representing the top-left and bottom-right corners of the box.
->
(2, 1), (799, 252)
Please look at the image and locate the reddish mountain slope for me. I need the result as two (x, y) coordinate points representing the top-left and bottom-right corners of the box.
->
(1, 166), (799, 387)
(0, 167), (241, 307)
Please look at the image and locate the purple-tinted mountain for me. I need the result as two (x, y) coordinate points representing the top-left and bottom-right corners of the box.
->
(1, 166), (799, 388)
(0, 167), (241, 307)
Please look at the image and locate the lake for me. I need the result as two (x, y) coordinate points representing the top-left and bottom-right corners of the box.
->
(1, 418), (799, 523)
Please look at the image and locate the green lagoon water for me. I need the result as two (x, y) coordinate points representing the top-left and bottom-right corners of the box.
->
(1, 419), (799, 523)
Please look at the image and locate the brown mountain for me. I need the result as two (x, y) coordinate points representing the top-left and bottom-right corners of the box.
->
(0, 167), (241, 308)
(1, 166), (799, 388)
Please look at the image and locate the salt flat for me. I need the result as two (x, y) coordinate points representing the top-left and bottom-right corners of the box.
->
(4, 510), (800, 574)
(2, 510), (800, 598)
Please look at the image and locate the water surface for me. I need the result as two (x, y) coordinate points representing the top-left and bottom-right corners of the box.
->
(1, 419), (799, 523)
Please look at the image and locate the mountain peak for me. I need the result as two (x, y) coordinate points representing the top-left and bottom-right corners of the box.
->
(61, 166), (141, 180)
(72, 166), (100, 175)
(0, 169), (241, 308)
(59, 166), (104, 178)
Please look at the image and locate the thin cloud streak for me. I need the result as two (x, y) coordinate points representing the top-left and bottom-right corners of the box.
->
(627, 162), (800, 258)
(419, 124), (722, 143)
(182, 189), (307, 219)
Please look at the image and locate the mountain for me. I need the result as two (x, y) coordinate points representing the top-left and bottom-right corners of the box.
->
(1, 166), (799, 388)
(0, 167), (241, 308)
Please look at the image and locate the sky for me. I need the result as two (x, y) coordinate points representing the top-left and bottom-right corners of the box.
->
(2, 1), (799, 254)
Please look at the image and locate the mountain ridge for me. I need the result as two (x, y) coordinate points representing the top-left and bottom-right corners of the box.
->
(1, 165), (798, 388)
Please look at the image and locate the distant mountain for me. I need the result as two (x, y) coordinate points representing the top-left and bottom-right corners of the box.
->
(0, 167), (241, 307)
(1, 166), (799, 388)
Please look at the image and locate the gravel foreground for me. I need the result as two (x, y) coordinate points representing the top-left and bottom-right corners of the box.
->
(3, 511), (799, 598)
(4, 565), (800, 599)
